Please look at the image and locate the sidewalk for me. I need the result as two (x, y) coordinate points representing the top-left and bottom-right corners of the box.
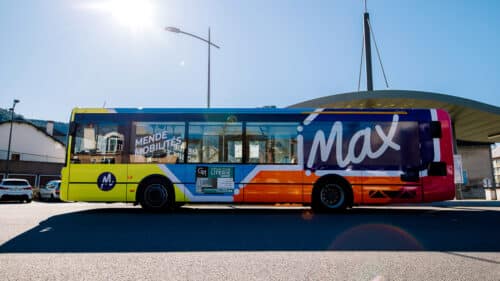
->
(415, 200), (500, 208)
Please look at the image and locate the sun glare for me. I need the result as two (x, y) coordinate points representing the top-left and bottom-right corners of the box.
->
(83, 0), (155, 32)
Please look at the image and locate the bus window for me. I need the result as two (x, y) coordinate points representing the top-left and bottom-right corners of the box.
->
(246, 123), (298, 164)
(187, 122), (243, 163)
(131, 122), (185, 163)
(72, 122), (125, 164)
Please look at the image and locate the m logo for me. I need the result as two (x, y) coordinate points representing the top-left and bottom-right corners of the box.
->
(97, 172), (116, 191)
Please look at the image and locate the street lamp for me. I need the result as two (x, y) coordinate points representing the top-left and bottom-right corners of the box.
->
(165, 26), (220, 108)
(5, 99), (20, 178)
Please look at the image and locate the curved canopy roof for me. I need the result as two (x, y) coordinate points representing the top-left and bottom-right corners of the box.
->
(289, 90), (500, 143)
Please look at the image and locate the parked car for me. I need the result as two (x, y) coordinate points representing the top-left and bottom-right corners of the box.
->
(0, 178), (33, 203)
(39, 180), (61, 201)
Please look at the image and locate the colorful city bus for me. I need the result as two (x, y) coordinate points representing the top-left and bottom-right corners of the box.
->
(60, 107), (455, 212)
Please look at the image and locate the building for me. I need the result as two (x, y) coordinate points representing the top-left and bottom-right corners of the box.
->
(0, 120), (66, 187)
(493, 146), (500, 187)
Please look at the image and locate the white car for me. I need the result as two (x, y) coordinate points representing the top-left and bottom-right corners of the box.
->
(39, 180), (61, 201)
(0, 178), (33, 203)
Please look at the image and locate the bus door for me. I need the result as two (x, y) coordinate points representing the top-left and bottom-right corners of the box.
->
(68, 121), (128, 202)
(185, 122), (244, 202)
(242, 122), (302, 203)
(184, 121), (301, 203)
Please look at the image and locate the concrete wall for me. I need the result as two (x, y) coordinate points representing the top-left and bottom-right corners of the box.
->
(0, 160), (63, 187)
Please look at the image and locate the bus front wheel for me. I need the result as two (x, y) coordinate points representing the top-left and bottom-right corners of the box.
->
(139, 181), (174, 212)
(312, 180), (351, 213)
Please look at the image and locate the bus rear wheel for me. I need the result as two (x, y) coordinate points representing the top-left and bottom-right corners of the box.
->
(312, 181), (351, 213)
(139, 181), (174, 212)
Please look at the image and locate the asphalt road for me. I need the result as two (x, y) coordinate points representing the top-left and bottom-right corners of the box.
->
(1, 201), (500, 280)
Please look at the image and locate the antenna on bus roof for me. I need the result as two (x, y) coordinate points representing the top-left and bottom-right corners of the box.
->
(102, 101), (107, 108)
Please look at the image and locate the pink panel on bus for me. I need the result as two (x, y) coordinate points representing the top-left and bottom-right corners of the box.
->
(422, 109), (455, 202)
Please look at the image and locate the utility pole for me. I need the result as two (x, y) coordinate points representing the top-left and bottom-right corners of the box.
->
(165, 26), (220, 108)
(5, 99), (20, 177)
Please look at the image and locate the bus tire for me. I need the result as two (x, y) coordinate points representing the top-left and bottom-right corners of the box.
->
(312, 178), (351, 213)
(139, 179), (174, 212)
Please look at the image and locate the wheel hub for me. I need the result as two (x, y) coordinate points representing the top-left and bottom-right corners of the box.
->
(320, 184), (344, 208)
(145, 184), (167, 207)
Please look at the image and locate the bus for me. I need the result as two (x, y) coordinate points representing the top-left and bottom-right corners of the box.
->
(60, 107), (455, 212)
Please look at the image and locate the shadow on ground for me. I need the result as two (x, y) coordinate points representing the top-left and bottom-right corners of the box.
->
(1, 206), (499, 253)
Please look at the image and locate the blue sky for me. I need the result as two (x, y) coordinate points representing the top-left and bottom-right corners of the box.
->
(0, 0), (499, 122)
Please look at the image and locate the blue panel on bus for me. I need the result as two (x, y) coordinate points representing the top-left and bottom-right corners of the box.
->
(166, 164), (257, 184)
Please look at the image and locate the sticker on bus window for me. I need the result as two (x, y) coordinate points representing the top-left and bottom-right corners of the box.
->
(196, 166), (234, 194)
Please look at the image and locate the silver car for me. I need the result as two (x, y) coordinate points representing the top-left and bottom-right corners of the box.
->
(39, 180), (61, 201)
(0, 178), (33, 203)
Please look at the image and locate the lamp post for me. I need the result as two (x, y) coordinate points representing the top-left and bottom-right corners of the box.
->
(5, 99), (20, 178)
(165, 26), (220, 108)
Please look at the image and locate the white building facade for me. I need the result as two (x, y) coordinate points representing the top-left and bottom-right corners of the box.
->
(493, 146), (500, 187)
(0, 121), (65, 163)
(0, 121), (65, 187)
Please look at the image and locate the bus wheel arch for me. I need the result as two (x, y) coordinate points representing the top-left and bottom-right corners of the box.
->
(136, 175), (175, 212)
(311, 174), (353, 212)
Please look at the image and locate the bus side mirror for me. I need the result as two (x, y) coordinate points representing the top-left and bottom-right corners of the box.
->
(401, 168), (419, 182)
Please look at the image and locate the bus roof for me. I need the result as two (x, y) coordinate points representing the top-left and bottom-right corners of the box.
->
(71, 107), (433, 115)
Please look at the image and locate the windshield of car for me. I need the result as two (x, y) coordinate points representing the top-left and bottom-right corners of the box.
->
(1, 180), (29, 186)
(45, 181), (61, 188)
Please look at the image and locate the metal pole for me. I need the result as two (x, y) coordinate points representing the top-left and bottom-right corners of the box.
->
(451, 120), (463, 199)
(5, 104), (16, 177)
(165, 26), (220, 108)
(208, 27), (211, 108)
(364, 12), (374, 92)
